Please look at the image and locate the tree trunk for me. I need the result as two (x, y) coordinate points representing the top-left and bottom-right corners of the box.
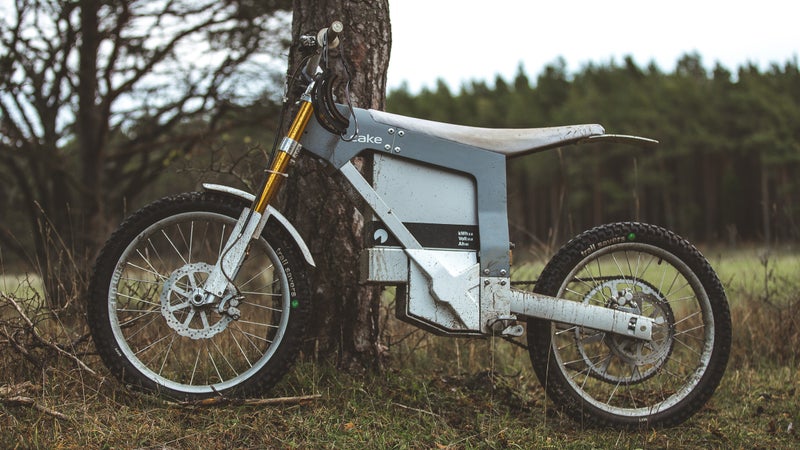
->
(77, 0), (106, 256)
(760, 154), (771, 245)
(38, 0), (104, 308)
(280, 0), (391, 371)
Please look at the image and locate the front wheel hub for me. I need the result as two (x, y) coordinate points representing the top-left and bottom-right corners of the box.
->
(160, 262), (234, 339)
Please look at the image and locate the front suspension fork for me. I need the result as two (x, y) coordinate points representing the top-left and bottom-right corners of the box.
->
(201, 96), (315, 300)
(253, 97), (315, 213)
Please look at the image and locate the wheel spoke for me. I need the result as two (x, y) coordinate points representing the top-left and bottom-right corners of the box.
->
(232, 324), (274, 345)
(238, 264), (276, 289)
(135, 332), (174, 357)
(207, 347), (223, 383)
(578, 330), (605, 345)
(117, 307), (160, 314)
(231, 329), (252, 360)
(126, 259), (167, 282)
(115, 291), (160, 307)
(122, 310), (163, 339)
(211, 337), (240, 377)
(237, 319), (279, 329)
(218, 223), (227, 259)
(161, 228), (188, 265)
(158, 334), (178, 377)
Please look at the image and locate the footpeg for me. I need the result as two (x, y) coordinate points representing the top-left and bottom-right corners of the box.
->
(488, 315), (524, 337)
(501, 324), (524, 337)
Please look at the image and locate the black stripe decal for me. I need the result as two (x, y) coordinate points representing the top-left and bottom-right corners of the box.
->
(368, 221), (479, 250)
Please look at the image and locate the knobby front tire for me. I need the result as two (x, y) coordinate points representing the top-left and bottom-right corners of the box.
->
(525, 222), (731, 428)
(88, 192), (311, 400)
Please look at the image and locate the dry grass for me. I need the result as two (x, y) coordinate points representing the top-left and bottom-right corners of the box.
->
(1, 248), (799, 448)
(707, 246), (800, 368)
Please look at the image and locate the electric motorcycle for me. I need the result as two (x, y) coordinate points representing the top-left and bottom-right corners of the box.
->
(88, 21), (731, 428)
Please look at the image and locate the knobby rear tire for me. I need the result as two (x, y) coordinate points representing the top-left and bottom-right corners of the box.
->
(88, 192), (311, 400)
(525, 222), (731, 428)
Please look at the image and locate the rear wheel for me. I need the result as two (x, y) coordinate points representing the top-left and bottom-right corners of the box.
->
(88, 192), (311, 399)
(526, 222), (731, 428)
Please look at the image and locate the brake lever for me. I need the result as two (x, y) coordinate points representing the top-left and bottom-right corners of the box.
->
(299, 34), (317, 48)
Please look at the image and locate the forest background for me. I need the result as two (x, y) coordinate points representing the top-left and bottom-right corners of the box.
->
(388, 54), (800, 252)
(2, 0), (799, 276)
(4, 52), (800, 269)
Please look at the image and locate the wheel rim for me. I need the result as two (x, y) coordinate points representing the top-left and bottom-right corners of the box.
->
(549, 243), (715, 418)
(107, 211), (291, 394)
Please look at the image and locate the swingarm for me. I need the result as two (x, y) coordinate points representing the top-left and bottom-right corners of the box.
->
(508, 289), (655, 340)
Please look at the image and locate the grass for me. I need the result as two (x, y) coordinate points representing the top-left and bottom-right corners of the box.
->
(705, 246), (800, 369)
(1, 247), (799, 448)
(706, 245), (800, 301)
(1, 354), (797, 448)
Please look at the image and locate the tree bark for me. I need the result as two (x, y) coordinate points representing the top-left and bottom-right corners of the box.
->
(280, 0), (391, 371)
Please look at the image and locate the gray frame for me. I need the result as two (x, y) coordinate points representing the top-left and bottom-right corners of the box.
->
(300, 107), (511, 277)
(298, 105), (658, 336)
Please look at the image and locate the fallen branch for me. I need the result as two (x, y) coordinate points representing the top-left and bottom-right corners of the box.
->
(166, 394), (322, 408)
(0, 382), (67, 421)
(0, 292), (100, 379)
(1, 325), (44, 368)
(392, 402), (442, 418)
(1, 395), (70, 421)
(0, 381), (39, 397)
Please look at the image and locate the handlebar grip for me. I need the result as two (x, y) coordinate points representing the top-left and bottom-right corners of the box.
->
(317, 21), (343, 49)
(301, 21), (343, 79)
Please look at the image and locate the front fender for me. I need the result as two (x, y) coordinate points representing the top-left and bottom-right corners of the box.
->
(202, 183), (316, 267)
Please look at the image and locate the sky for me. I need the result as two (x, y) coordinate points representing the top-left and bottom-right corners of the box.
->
(387, 0), (800, 92)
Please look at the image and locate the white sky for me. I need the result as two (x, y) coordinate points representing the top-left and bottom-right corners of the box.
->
(387, 0), (800, 92)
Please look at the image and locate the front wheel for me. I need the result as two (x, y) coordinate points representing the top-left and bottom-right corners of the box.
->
(88, 192), (311, 399)
(526, 222), (731, 428)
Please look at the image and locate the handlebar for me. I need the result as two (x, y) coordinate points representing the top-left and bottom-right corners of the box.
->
(319, 21), (343, 49)
(301, 21), (343, 79)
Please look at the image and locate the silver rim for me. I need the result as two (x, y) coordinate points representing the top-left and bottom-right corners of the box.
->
(107, 211), (290, 394)
(550, 243), (714, 418)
